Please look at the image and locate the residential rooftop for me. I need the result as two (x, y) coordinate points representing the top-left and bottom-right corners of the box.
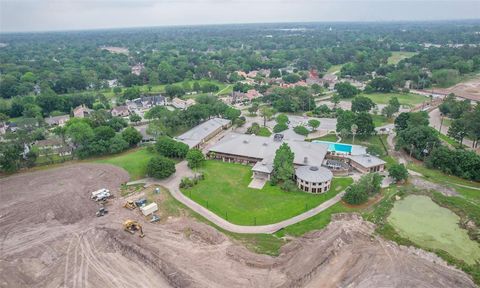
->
(176, 118), (231, 148)
(208, 133), (329, 167)
(347, 154), (386, 168)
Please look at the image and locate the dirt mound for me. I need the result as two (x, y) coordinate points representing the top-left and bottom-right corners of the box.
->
(276, 214), (475, 288)
(173, 218), (226, 245)
(0, 165), (476, 288)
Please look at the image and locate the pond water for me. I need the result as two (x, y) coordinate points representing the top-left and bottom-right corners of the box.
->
(388, 195), (480, 265)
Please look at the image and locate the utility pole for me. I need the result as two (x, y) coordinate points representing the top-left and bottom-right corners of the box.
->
(439, 116), (444, 133)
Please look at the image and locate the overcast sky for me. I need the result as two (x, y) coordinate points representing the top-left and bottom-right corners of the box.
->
(1, 0), (479, 32)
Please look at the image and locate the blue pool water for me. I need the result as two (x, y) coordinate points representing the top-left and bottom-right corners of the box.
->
(313, 140), (353, 153)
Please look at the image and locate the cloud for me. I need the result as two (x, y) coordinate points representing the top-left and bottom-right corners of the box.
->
(1, 0), (479, 32)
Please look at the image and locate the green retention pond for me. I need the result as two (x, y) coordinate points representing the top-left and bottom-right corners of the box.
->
(388, 195), (480, 265)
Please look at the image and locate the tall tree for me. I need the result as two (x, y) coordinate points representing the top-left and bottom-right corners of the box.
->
(272, 143), (295, 185)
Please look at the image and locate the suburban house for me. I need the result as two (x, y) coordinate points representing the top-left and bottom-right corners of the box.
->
(231, 89), (262, 104)
(45, 115), (70, 126)
(347, 154), (386, 173)
(208, 133), (386, 193)
(313, 140), (386, 174)
(208, 133), (332, 193)
(280, 81), (308, 88)
(141, 95), (166, 108)
(295, 166), (333, 193)
(111, 105), (130, 117)
(321, 74), (338, 89)
(175, 118), (231, 149)
(34, 138), (72, 157)
(245, 89), (262, 101)
(231, 91), (246, 104)
(171, 97), (195, 110)
(73, 105), (93, 118)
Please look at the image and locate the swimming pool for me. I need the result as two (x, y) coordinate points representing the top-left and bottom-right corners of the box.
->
(313, 140), (353, 154)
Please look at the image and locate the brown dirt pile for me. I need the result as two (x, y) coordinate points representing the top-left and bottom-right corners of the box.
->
(0, 164), (476, 288)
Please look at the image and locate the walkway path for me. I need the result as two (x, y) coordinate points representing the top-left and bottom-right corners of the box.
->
(127, 161), (346, 234)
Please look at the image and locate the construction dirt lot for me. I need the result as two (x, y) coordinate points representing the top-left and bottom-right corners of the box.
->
(434, 76), (480, 102)
(0, 163), (476, 288)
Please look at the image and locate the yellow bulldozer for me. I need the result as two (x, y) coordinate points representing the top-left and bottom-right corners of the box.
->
(123, 220), (145, 238)
(123, 200), (136, 210)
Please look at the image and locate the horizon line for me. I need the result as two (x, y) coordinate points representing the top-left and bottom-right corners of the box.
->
(1, 18), (480, 35)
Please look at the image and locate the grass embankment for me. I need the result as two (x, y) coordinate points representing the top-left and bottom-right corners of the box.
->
(362, 92), (428, 107)
(275, 202), (357, 237)
(407, 163), (480, 205)
(182, 160), (353, 226)
(95, 148), (156, 180)
(387, 51), (418, 65)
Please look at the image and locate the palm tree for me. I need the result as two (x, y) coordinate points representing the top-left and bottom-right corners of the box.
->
(351, 124), (358, 144)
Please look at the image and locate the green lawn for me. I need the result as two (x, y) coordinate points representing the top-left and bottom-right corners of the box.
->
(102, 79), (228, 98)
(388, 195), (480, 265)
(275, 202), (356, 237)
(327, 64), (344, 74)
(182, 161), (353, 225)
(95, 148), (156, 180)
(341, 135), (389, 157)
(257, 127), (272, 137)
(371, 114), (391, 127)
(362, 92), (428, 107)
(387, 51), (418, 65)
(216, 84), (233, 95)
(407, 163), (480, 205)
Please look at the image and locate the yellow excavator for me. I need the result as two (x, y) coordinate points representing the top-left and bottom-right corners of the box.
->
(123, 220), (145, 238)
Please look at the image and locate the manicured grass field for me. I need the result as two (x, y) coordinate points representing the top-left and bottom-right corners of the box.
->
(95, 148), (156, 180)
(387, 51), (418, 65)
(182, 161), (353, 225)
(361, 92), (428, 107)
(388, 195), (480, 265)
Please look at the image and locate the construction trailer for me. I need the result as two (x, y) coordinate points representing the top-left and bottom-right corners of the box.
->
(91, 188), (109, 199)
(140, 202), (158, 216)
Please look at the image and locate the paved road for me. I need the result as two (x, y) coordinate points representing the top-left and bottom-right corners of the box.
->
(429, 108), (475, 149)
(128, 161), (346, 234)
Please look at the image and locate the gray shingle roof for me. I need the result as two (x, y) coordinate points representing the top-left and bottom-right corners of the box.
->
(295, 166), (333, 183)
(45, 115), (70, 125)
(347, 154), (386, 168)
(208, 133), (329, 167)
(175, 118), (231, 148)
(252, 160), (274, 173)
